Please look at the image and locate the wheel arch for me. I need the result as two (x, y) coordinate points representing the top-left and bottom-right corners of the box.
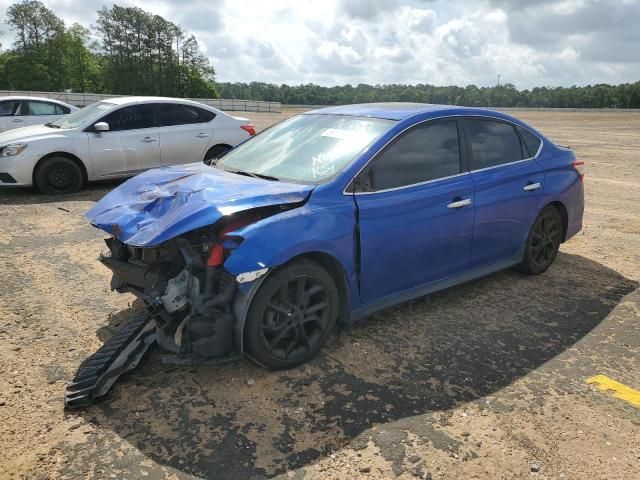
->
(32, 151), (88, 186)
(231, 250), (351, 355)
(546, 200), (569, 242)
(205, 143), (233, 158)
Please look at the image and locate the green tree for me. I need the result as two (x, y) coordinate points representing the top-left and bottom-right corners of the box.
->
(95, 5), (217, 97)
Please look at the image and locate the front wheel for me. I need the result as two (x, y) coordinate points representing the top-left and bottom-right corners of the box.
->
(244, 259), (338, 370)
(519, 205), (562, 275)
(34, 156), (84, 195)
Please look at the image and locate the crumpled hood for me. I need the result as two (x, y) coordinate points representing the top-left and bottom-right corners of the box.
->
(0, 124), (67, 145)
(86, 163), (314, 247)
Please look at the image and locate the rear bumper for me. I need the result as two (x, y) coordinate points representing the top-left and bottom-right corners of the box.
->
(565, 179), (584, 241)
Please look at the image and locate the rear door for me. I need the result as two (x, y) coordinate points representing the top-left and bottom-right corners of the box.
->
(464, 118), (545, 268)
(157, 103), (215, 166)
(354, 119), (475, 303)
(87, 103), (161, 177)
(25, 100), (69, 126)
(0, 100), (26, 131)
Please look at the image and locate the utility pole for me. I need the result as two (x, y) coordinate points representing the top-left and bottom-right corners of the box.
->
(497, 74), (502, 87)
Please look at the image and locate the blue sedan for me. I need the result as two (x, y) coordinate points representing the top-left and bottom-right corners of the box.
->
(67, 103), (584, 406)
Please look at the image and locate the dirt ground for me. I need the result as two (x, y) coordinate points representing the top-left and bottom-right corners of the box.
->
(0, 108), (639, 480)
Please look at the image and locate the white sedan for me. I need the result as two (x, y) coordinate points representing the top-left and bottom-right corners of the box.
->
(0, 96), (255, 193)
(0, 96), (78, 132)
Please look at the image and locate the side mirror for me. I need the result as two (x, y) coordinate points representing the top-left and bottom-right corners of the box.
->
(94, 122), (109, 132)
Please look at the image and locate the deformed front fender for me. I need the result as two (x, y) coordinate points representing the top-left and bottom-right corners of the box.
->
(223, 202), (357, 278)
(224, 200), (359, 353)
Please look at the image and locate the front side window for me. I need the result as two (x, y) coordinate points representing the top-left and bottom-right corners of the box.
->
(27, 101), (58, 116)
(217, 114), (394, 183)
(0, 100), (22, 116)
(466, 119), (525, 170)
(371, 120), (461, 190)
(100, 104), (156, 131)
(159, 104), (214, 127)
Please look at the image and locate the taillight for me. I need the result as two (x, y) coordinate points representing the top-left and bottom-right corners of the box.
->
(572, 160), (585, 180)
(241, 124), (256, 136)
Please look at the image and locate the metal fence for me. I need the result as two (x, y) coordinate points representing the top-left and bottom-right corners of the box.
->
(0, 90), (282, 113)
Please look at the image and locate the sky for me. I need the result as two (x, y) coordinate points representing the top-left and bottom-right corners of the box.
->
(1, 0), (639, 88)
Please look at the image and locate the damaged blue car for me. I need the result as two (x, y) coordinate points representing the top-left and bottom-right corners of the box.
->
(65, 103), (584, 407)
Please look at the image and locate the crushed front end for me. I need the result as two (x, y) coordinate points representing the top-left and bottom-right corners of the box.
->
(65, 164), (314, 408)
(65, 223), (246, 408)
(103, 227), (239, 358)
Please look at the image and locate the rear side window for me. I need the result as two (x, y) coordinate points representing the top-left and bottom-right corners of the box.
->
(0, 100), (23, 116)
(516, 126), (542, 157)
(100, 104), (156, 131)
(465, 119), (525, 170)
(373, 120), (461, 190)
(159, 104), (215, 127)
(27, 101), (59, 116)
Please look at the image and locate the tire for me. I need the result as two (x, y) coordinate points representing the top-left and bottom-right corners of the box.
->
(203, 145), (232, 165)
(519, 205), (562, 275)
(34, 156), (84, 195)
(244, 259), (339, 370)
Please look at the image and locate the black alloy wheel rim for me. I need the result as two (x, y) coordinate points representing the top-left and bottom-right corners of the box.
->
(260, 275), (331, 360)
(48, 164), (74, 190)
(530, 213), (560, 268)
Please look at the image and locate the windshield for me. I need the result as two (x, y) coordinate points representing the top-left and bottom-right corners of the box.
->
(50, 101), (117, 129)
(217, 114), (394, 183)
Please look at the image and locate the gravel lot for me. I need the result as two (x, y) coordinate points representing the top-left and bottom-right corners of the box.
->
(0, 108), (639, 479)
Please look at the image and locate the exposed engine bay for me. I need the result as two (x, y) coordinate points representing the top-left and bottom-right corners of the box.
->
(65, 214), (265, 408)
(101, 232), (237, 359)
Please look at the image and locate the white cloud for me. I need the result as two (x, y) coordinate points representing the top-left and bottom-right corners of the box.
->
(0, 0), (638, 88)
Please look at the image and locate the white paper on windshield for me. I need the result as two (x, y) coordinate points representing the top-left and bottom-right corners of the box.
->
(321, 128), (367, 142)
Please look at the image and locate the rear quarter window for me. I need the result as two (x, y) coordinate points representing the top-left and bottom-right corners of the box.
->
(516, 126), (542, 157)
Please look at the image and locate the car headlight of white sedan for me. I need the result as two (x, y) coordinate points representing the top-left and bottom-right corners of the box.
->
(0, 144), (28, 157)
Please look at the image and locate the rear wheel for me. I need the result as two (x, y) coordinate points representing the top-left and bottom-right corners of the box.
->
(519, 205), (562, 275)
(244, 259), (338, 370)
(203, 145), (232, 165)
(34, 156), (84, 195)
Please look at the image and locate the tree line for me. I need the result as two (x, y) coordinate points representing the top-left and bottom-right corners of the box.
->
(0, 1), (638, 108)
(0, 1), (217, 97)
(216, 81), (640, 109)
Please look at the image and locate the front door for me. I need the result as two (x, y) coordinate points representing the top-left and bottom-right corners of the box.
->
(464, 118), (545, 268)
(0, 99), (26, 132)
(88, 104), (161, 178)
(354, 119), (475, 303)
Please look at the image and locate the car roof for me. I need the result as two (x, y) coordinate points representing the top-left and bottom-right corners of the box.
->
(0, 95), (76, 107)
(101, 96), (210, 107)
(304, 102), (506, 121)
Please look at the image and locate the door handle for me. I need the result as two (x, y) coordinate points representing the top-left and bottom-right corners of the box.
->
(523, 182), (542, 191)
(141, 137), (157, 143)
(12, 118), (24, 123)
(196, 133), (209, 138)
(447, 198), (472, 209)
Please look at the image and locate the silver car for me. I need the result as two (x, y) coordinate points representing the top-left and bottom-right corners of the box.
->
(0, 96), (255, 194)
(0, 96), (78, 132)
